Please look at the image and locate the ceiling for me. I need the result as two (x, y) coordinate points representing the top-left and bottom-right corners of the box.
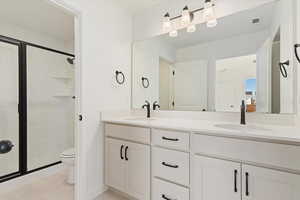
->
(0, 0), (74, 41)
(159, 1), (275, 49)
(117, 0), (168, 15)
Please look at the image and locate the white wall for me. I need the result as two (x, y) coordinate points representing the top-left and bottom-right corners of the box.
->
(60, 0), (133, 199)
(0, 21), (73, 53)
(133, 0), (276, 41)
(132, 38), (175, 108)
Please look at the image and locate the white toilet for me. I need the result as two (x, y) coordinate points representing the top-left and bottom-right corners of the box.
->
(60, 148), (75, 184)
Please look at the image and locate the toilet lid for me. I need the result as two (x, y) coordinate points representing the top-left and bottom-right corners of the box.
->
(62, 148), (75, 157)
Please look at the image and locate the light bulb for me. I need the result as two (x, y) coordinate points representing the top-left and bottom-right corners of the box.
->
(181, 6), (191, 26)
(207, 18), (218, 27)
(163, 13), (171, 32)
(187, 24), (196, 33)
(169, 29), (178, 37)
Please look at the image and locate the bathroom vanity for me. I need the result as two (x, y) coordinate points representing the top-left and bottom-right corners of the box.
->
(103, 0), (300, 199)
(103, 118), (300, 200)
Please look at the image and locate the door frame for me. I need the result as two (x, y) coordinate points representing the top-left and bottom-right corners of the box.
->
(45, 1), (84, 200)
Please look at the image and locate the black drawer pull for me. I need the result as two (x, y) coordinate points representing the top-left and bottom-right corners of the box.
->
(162, 194), (174, 200)
(162, 162), (179, 168)
(245, 172), (249, 196)
(162, 136), (179, 142)
(234, 170), (238, 192)
(120, 145), (124, 160)
(125, 146), (129, 161)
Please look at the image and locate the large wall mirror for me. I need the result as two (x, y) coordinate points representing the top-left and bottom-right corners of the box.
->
(132, 0), (296, 114)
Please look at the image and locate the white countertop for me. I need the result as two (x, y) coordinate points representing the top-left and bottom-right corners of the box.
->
(102, 117), (300, 145)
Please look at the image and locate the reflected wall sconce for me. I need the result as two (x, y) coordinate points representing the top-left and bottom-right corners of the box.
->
(115, 70), (125, 85)
(295, 44), (300, 63)
(163, 0), (217, 37)
(141, 77), (150, 88)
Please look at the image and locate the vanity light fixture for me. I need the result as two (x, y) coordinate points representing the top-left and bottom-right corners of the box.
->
(163, 13), (172, 32)
(169, 29), (178, 37)
(163, 0), (217, 37)
(181, 6), (191, 26)
(187, 23), (196, 33)
(204, 0), (218, 28)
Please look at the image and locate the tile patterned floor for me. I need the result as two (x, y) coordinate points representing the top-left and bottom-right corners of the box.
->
(0, 169), (127, 200)
(0, 169), (74, 200)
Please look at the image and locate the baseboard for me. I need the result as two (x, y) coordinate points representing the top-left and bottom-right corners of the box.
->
(88, 185), (108, 200)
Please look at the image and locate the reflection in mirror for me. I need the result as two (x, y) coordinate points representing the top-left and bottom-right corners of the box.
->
(132, 0), (295, 114)
(215, 55), (257, 112)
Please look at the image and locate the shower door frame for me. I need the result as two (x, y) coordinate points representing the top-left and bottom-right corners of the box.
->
(0, 35), (75, 183)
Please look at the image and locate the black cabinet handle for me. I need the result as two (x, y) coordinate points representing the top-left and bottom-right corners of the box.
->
(120, 145), (124, 160)
(125, 146), (129, 161)
(245, 172), (249, 196)
(279, 60), (289, 78)
(234, 170), (238, 193)
(162, 194), (174, 200)
(162, 136), (179, 142)
(162, 162), (179, 168)
(295, 44), (300, 63)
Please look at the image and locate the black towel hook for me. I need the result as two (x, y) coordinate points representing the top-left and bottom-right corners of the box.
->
(115, 70), (125, 85)
(279, 60), (290, 78)
(141, 77), (150, 88)
(295, 44), (300, 63)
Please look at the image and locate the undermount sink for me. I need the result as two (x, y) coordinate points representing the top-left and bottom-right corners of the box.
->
(124, 117), (157, 121)
(214, 123), (271, 132)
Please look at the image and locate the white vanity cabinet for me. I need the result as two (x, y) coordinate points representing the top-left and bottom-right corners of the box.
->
(191, 133), (300, 200)
(105, 124), (151, 200)
(242, 165), (300, 200)
(192, 155), (300, 200)
(104, 122), (300, 200)
(192, 156), (241, 200)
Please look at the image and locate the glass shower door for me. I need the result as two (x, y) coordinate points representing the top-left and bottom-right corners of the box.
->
(0, 40), (20, 178)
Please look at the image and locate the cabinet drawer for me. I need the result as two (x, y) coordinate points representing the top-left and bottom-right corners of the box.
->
(105, 123), (150, 144)
(153, 147), (189, 186)
(153, 178), (189, 200)
(152, 129), (189, 151)
(191, 134), (300, 171)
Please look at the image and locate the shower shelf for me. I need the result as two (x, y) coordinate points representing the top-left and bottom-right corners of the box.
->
(51, 75), (72, 79)
(53, 94), (73, 97)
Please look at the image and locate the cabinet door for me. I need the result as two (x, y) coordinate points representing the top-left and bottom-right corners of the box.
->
(242, 165), (300, 200)
(105, 138), (126, 192)
(125, 141), (150, 200)
(192, 155), (241, 200)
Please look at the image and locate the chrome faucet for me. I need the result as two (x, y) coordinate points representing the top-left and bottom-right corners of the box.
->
(241, 100), (246, 125)
(153, 101), (160, 110)
(142, 101), (151, 118)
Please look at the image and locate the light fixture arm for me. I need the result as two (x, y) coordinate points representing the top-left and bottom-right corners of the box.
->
(168, 4), (215, 21)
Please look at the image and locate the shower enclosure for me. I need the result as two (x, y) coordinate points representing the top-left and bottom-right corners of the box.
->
(0, 35), (75, 182)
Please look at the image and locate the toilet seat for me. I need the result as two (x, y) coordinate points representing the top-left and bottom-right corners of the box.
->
(61, 148), (75, 158)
